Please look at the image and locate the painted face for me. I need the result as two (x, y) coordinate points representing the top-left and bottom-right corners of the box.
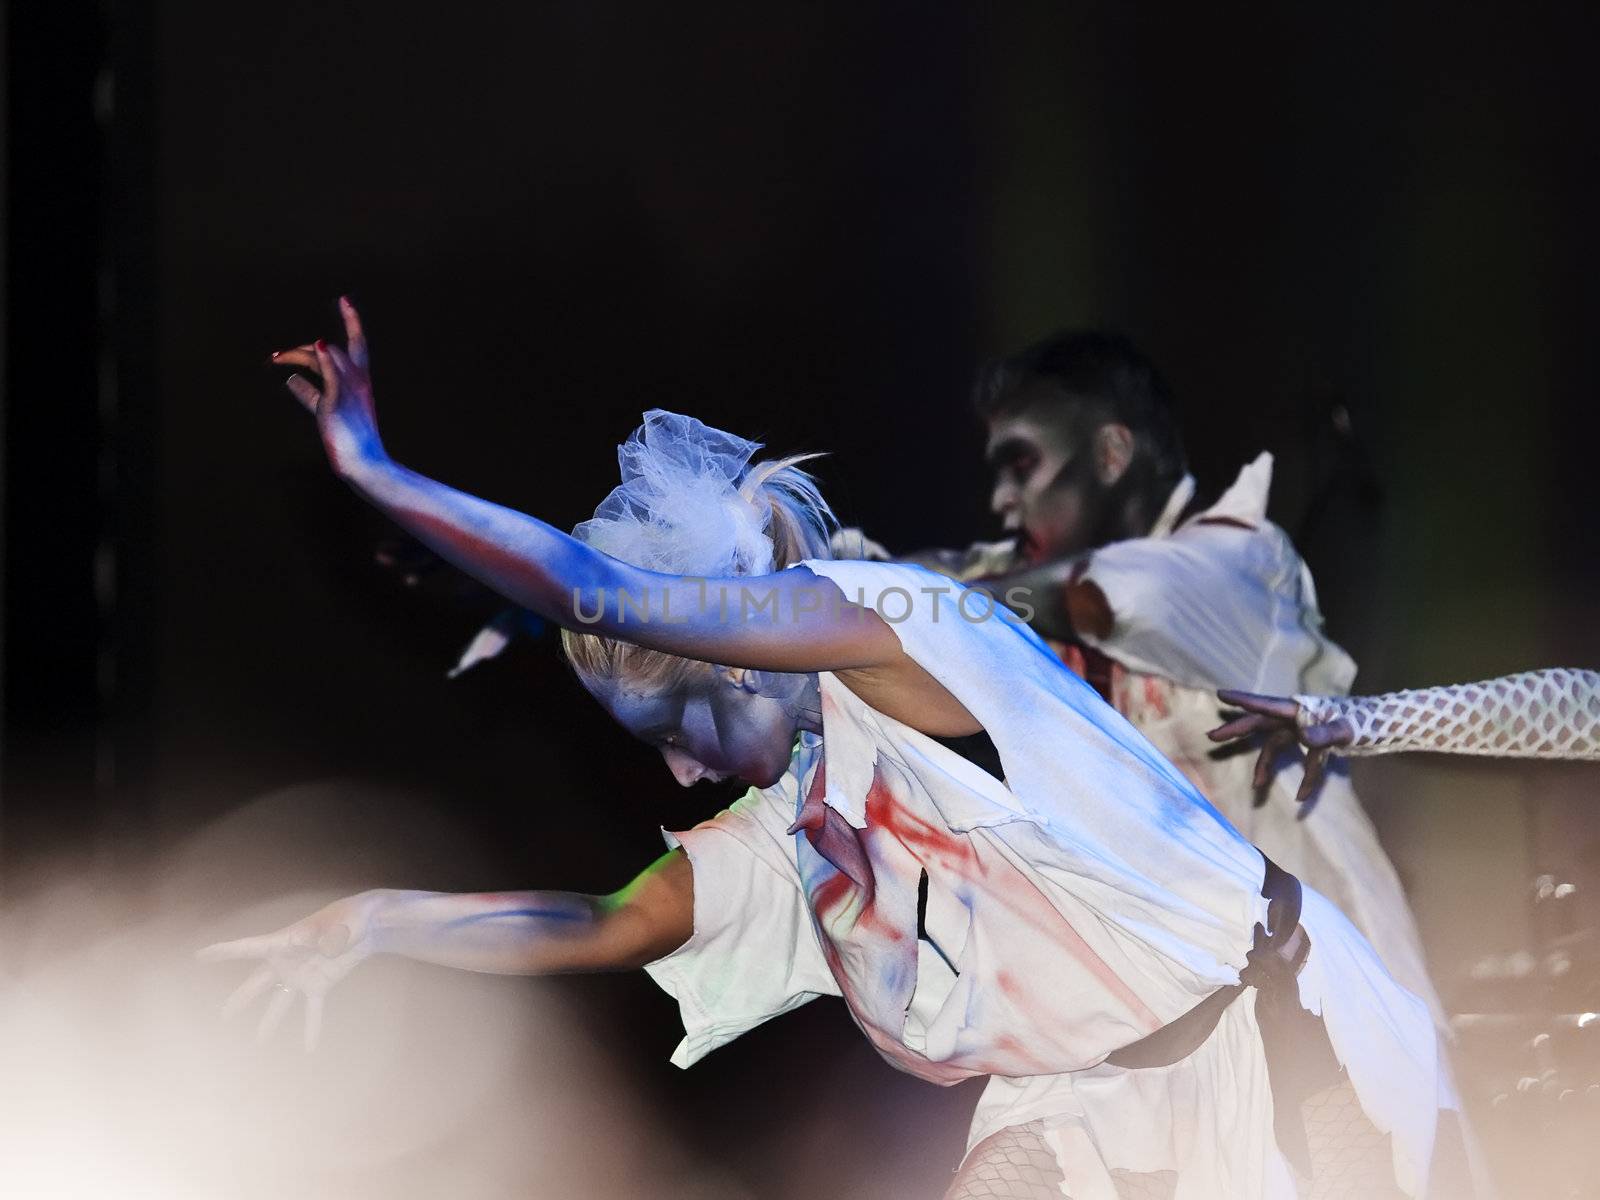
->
(984, 402), (1104, 565)
(592, 667), (805, 789)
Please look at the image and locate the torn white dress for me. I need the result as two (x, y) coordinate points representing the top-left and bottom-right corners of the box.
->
(644, 559), (1452, 1199)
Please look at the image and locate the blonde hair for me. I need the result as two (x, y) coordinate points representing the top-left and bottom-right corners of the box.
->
(560, 453), (837, 692)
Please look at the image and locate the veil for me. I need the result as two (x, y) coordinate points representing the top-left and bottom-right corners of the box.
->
(571, 409), (778, 578)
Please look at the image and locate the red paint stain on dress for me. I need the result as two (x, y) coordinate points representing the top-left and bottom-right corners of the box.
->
(991, 1033), (1049, 1073)
(869, 770), (1156, 1030)
(863, 772), (974, 871)
(795, 746), (1161, 1080)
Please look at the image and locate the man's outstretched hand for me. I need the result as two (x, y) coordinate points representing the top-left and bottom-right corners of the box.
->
(1208, 689), (1354, 808)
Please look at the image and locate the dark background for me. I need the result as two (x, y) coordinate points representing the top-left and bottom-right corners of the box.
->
(6, 3), (1600, 1196)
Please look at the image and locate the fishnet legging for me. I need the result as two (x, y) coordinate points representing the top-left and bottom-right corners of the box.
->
(943, 1122), (1072, 1199)
(943, 1123), (1180, 1199)
(942, 1080), (1411, 1199)
(1297, 668), (1600, 759)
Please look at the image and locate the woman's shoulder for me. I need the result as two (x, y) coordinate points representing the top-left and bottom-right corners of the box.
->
(800, 557), (1019, 629)
(799, 556), (968, 589)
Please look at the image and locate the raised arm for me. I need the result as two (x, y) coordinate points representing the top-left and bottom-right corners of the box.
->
(973, 556), (1110, 642)
(198, 850), (694, 1048)
(270, 301), (902, 676)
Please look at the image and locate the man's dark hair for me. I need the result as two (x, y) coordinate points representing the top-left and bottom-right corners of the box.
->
(973, 330), (1188, 488)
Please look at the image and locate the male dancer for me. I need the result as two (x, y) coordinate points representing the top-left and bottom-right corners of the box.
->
(838, 330), (1442, 1019)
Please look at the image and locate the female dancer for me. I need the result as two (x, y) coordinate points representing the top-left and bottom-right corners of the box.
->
(1210, 669), (1600, 798)
(205, 300), (1467, 1198)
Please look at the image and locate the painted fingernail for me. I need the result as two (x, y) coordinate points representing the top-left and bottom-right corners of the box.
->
(315, 339), (327, 352)
(269, 350), (282, 360)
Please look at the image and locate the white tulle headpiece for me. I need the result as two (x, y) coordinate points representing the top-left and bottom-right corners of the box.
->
(572, 410), (777, 578)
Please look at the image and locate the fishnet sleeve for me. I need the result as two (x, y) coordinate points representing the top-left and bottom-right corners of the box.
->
(1295, 668), (1600, 759)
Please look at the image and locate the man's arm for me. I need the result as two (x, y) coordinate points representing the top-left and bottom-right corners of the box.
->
(1209, 669), (1600, 802)
(974, 558), (1112, 643)
(1286, 669), (1600, 761)
(831, 526), (1107, 643)
(831, 527), (1021, 581)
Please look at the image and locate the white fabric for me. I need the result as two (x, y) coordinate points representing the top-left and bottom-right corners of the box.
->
(1070, 456), (1442, 1028)
(644, 559), (1446, 1198)
(1077, 454), (1354, 698)
(1145, 472), (1198, 539)
(644, 773), (842, 1067)
(1298, 668), (1600, 760)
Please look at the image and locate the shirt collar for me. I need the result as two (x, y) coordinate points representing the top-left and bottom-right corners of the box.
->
(1146, 473), (1197, 538)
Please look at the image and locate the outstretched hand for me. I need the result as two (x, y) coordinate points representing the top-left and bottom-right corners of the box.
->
(270, 297), (387, 479)
(1207, 689), (1354, 809)
(197, 892), (385, 1051)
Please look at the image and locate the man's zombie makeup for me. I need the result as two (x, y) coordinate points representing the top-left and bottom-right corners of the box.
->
(984, 399), (1108, 565)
